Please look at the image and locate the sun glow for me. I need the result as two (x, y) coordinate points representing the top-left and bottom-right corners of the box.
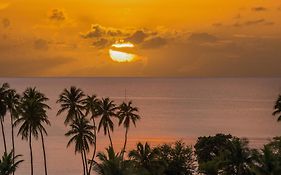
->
(109, 42), (136, 62)
(109, 49), (135, 62)
(112, 42), (134, 48)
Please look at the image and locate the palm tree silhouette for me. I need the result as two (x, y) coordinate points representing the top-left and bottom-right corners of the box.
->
(57, 86), (85, 125)
(0, 83), (9, 153)
(129, 142), (161, 174)
(273, 95), (281, 121)
(5, 89), (20, 175)
(0, 150), (24, 175)
(65, 116), (95, 175)
(93, 146), (132, 175)
(83, 95), (100, 175)
(220, 138), (254, 175)
(117, 101), (140, 158)
(14, 88), (50, 175)
(97, 98), (117, 148)
(253, 145), (281, 175)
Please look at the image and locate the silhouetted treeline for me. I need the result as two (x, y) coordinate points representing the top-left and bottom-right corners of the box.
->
(1, 83), (281, 175)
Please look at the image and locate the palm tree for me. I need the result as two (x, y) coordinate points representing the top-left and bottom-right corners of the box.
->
(97, 98), (117, 148)
(273, 94), (281, 121)
(117, 101), (140, 157)
(0, 150), (24, 175)
(57, 86), (85, 125)
(253, 145), (281, 175)
(93, 146), (133, 175)
(65, 116), (95, 175)
(5, 89), (20, 175)
(83, 95), (100, 175)
(14, 88), (50, 175)
(0, 83), (9, 153)
(129, 142), (162, 174)
(220, 138), (254, 175)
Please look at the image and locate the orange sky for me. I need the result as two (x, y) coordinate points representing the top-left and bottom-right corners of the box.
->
(0, 0), (281, 76)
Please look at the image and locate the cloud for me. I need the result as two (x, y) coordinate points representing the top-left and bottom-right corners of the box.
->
(1, 18), (10, 28)
(142, 36), (281, 77)
(92, 38), (112, 48)
(141, 36), (167, 49)
(233, 19), (274, 27)
(34, 39), (49, 50)
(48, 9), (66, 22)
(252, 6), (267, 12)
(81, 24), (106, 38)
(81, 24), (168, 49)
(125, 30), (150, 44)
(188, 33), (218, 42)
(212, 23), (223, 27)
(244, 19), (265, 25)
(81, 24), (128, 39)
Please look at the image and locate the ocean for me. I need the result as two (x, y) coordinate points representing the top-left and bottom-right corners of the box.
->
(0, 78), (281, 175)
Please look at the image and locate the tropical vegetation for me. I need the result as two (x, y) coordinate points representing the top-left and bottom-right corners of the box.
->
(0, 83), (281, 175)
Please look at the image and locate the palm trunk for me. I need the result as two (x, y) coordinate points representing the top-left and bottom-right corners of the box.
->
(10, 114), (15, 175)
(88, 118), (97, 175)
(29, 129), (34, 175)
(83, 148), (88, 175)
(122, 128), (128, 159)
(107, 128), (113, 148)
(40, 130), (48, 175)
(0, 118), (7, 153)
(81, 151), (86, 175)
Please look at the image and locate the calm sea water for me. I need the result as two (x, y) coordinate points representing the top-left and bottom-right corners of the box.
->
(0, 78), (281, 175)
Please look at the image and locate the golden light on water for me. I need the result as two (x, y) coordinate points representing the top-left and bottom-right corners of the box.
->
(109, 42), (136, 63)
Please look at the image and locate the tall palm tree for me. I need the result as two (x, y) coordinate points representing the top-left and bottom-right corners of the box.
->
(0, 150), (24, 175)
(57, 86), (85, 125)
(117, 101), (140, 157)
(14, 88), (50, 175)
(83, 95), (100, 175)
(0, 83), (9, 153)
(97, 98), (117, 148)
(65, 116), (95, 175)
(273, 94), (281, 121)
(5, 89), (20, 175)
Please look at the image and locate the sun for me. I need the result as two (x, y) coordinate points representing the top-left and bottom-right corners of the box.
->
(109, 41), (136, 63)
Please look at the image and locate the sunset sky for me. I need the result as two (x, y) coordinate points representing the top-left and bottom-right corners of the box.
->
(0, 0), (281, 77)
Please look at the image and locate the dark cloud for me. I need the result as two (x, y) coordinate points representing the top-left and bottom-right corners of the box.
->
(81, 24), (167, 49)
(141, 36), (167, 49)
(48, 9), (66, 21)
(1, 18), (10, 28)
(233, 19), (274, 27)
(81, 24), (128, 39)
(125, 30), (149, 44)
(212, 23), (223, 27)
(245, 19), (265, 25)
(92, 38), (112, 48)
(252, 6), (267, 12)
(34, 39), (49, 50)
(188, 33), (218, 42)
(81, 24), (105, 38)
(234, 14), (241, 19)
